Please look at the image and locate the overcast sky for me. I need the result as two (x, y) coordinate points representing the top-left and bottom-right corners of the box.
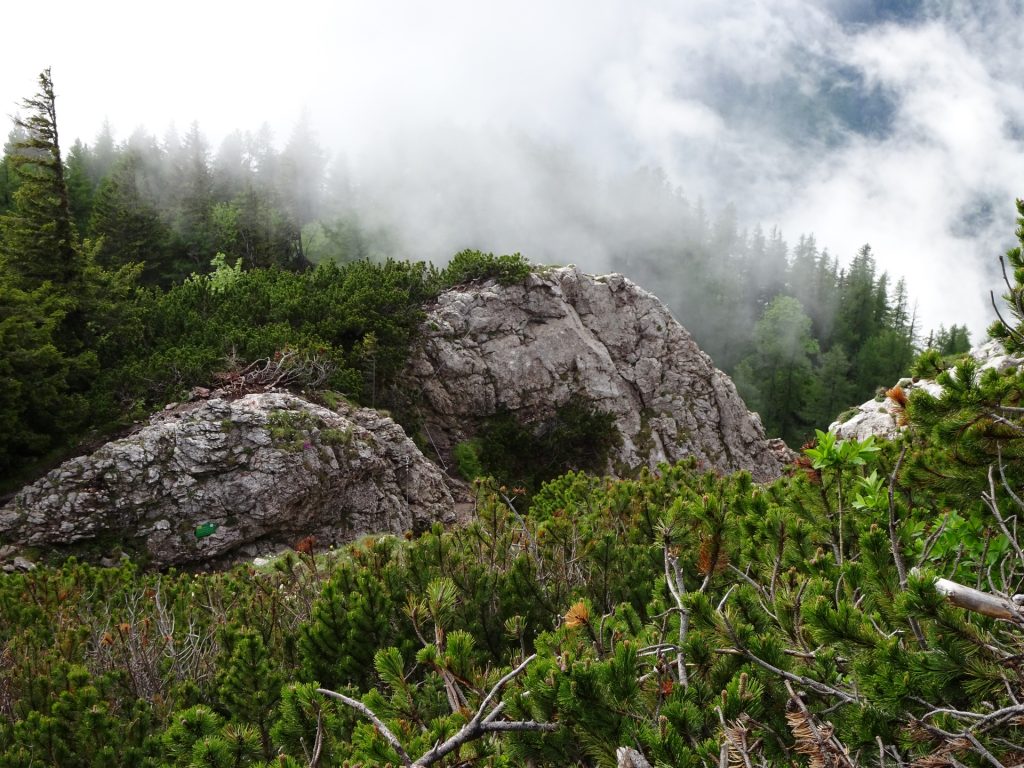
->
(5, 0), (1024, 337)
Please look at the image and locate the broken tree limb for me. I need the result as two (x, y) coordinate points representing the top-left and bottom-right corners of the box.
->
(320, 654), (557, 768)
(914, 568), (1024, 624)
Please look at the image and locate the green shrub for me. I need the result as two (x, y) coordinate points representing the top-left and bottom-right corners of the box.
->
(441, 249), (532, 286)
(453, 439), (485, 481)
(267, 409), (317, 451)
(320, 427), (352, 446)
(475, 396), (621, 493)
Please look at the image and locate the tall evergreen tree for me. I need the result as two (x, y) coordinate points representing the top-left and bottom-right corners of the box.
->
(89, 152), (171, 283)
(0, 69), (80, 288)
(89, 120), (118, 187)
(734, 295), (819, 444)
(804, 344), (856, 429)
(927, 323), (971, 355)
(274, 114), (326, 268)
(0, 126), (28, 216)
(833, 244), (878, 355)
(171, 122), (215, 272)
(65, 139), (96, 234)
(809, 247), (840, 345)
(0, 282), (75, 474)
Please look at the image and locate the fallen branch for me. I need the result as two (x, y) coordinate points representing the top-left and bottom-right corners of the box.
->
(316, 688), (412, 766)
(318, 653), (557, 768)
(916, 570), (1024, 624)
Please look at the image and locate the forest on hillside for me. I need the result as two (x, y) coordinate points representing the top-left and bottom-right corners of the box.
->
(6, 68), (1024, 767)
(0, 70), (970, 487)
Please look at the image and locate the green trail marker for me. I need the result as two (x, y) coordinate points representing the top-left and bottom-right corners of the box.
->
(194, 522), (218, 539)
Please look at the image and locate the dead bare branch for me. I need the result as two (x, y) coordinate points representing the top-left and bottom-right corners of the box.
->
(318, 653), (557, 768)
(921, 571), (1024, 624)
(663, 547), (690, 687)
(316, 688), (413, 767)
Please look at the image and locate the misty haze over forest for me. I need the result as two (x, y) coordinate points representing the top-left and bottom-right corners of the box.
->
(6, 0), (1024, 338)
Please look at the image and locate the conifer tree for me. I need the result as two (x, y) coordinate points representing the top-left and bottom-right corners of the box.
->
(734, 295), (819, 444)
(64, 139), (96, 234)
(217, 630), (282, 759)
(833, 244), (879, 355)
(0, 282), (75, 474)
(804, 345), (856, 427)
(89, 152), (171, 282)
(0, 69), (80, 288)
(168, 122), (216, 275)
(0, 126), (27, 215)
(89, 120), (118, 188)
(908, 199), (1024, 497)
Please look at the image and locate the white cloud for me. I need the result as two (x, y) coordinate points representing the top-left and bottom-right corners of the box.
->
(771, 17), (1024, 334)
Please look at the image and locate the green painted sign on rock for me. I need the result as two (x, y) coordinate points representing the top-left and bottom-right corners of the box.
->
(194, 522), (218, 539)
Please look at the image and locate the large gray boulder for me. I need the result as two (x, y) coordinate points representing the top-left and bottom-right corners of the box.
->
(0, 392), (454, 567)
(405, 266), (791, 481)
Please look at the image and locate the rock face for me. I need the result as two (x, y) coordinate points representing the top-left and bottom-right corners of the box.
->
(405, 266), (791, 481)
(830, 378), (943, 442)
(831, 339), (1024, 441)
(0, 392), (454, 567)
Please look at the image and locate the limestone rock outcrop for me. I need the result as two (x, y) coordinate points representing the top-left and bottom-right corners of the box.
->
(831, 339), (1024, 441)
(405, 266), (792, 481)
(830, 378), (942, 442)
(1, 266), (795, 569)
(0, 392), (454, 567)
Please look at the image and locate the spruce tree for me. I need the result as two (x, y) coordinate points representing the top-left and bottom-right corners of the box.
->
(0, 126), (28, 215)
(734, 295), (819, 445)
(833, 244), (879, 356)
(89, 152), (171, 283)
(64, 139), (96, 235)
(167, 121), (215, 275)
(0, 281), (74, 478)
(0, 69), (80, 288)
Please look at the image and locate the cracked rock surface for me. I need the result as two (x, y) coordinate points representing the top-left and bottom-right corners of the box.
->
(406, 266), (792, 481)
(0, 392), (454, 567)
